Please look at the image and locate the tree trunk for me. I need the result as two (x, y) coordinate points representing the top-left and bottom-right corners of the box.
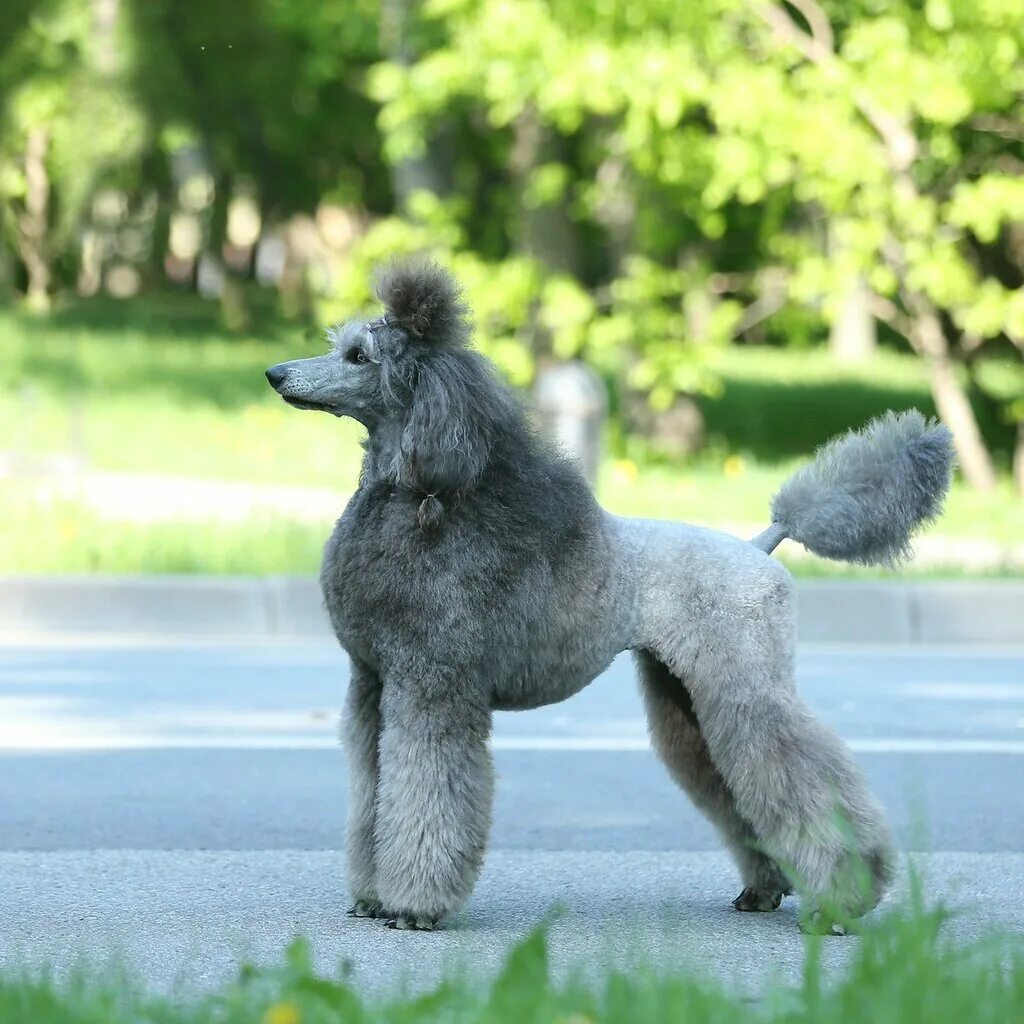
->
(1014, 421), (1024, 498)
(277, 215), (317, 323)
(148, 188), (172, 286)
(904, 290), (997, 492)
(390, 135), (452, 210)
(509, 105), (581, 276)
(18, 128), (52, 311)
(829, 275), (877, 363)
(0, 208), (13, 299)
(591, 123), (635, 278)
(91, 0), (120, 73)
(206, 170), (249, 329)
(380, 0), (452, 211)
(508, 106), (583, 362)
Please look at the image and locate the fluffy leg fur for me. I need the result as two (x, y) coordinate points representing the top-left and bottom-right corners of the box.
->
(654, 575), (893, 921)
(372, 681), (493, 930)
(636, 651), (792, 911)
(341, 659), (386, 918)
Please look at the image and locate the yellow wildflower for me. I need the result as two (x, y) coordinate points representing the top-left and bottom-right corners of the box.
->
(723, 454), (745, 478)
(613, 458), (639, 483)
(263, 1001), (300, 1024)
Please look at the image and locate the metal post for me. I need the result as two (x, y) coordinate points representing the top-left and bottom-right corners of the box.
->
(533, 361), (608, 486)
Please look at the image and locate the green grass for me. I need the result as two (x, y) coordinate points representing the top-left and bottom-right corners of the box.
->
(1, 899), (1022, 1024)
(0, 479), (1018, 577)
(0, 296), (365, 490)
(598, 461), (1024, 546)
(1, 296), (1020, 575)
(696, 345), (1021, 464)
(0, 489), (326, 574)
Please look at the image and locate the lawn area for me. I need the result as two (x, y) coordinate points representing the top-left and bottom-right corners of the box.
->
(0, 296), (366, 490)
(1, 297), (1020, 575)
(1, 469), (1020, 576)
(1, 901), (1021, 1024)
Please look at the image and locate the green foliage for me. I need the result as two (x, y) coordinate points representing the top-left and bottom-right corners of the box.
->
(0, 900), (1022, 1023)
(126, 0), (386, 214)
(1, 0), (1021, 484)
(0, 0), (146, 268)
(359, 0), (1024, 423)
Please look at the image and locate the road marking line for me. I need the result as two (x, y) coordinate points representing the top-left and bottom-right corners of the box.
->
(848, 738), (1024, 754)
(491, 737), (1024, 754)
(3, 735), (1024, 753)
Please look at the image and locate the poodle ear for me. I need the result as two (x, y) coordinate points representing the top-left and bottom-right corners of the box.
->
(374, 259), (472, 347)
(396, 352), (493, 529)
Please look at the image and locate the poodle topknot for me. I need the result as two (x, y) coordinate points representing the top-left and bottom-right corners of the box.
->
(373, 260), (472, 347)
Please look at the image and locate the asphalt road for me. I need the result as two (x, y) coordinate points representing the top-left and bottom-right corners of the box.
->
(1, 639), (1023, 994)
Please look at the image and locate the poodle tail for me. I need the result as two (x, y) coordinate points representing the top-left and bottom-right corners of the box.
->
(750, 411), (955, 566)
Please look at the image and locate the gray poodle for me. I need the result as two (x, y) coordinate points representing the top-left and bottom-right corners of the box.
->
(265, 261), (954, 931)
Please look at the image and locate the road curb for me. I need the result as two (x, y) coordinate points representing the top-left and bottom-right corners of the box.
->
(794, 580), (1024, 644)
(1, 575), (1022, 644)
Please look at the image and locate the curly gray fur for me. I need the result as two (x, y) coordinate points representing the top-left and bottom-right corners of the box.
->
(374, 259), (472, 346)
(768, 411), (955, 566)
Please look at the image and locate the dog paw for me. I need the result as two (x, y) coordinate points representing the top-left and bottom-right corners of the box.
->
(384, 912), (439, 931)
(732, 886), (786, 912)
(347, 899), (385, 919)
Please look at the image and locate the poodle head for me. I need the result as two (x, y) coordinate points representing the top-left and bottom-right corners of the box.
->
(264, 258), (469, 427)
(266, 259), (513, 529)
(264, 314), (403, 427)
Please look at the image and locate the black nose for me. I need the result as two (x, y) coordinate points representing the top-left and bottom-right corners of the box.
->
(265, 364), (288, 391)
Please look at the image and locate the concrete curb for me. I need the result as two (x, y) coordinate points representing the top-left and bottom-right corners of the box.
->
(794, 581), (1024, 644)
(1, 576), (1022, 644)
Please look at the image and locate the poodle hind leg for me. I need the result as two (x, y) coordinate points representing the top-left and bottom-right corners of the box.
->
(708, 686), (894, 922)
(636, 651), (791, 912)
(668, 617), (894, 923)
(372, 679), (494, 930)
(341, 659), (386, 918)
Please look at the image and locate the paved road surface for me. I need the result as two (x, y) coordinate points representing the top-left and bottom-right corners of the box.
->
(1, 639), (1022, 994)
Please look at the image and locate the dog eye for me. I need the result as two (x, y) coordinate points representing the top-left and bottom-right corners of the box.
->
(346, 348), (369, 365)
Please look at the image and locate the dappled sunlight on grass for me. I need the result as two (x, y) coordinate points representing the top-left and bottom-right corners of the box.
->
(2, 299), (1020, 574)
(1, 476), (1017, 577)
(0, 482), (328, 574)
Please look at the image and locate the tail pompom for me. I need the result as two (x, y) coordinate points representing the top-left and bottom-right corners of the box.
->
(769, 411), (955, 566)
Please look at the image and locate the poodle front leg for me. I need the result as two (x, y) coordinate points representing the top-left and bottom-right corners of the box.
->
(341, 659), (385, 918)
(373, 680), (493, 930)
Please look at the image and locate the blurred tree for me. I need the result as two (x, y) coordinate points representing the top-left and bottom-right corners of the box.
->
(124, 0), (385, 323)
(363, 0), (753, 420)
(0, 0), (144, 309)
(2, 0), (1020, 489)
(379, 0), (455, 210)
(365, 0), (1023, 487)
(127, 0), (385, 221)
(745, 0), (1023, 490)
